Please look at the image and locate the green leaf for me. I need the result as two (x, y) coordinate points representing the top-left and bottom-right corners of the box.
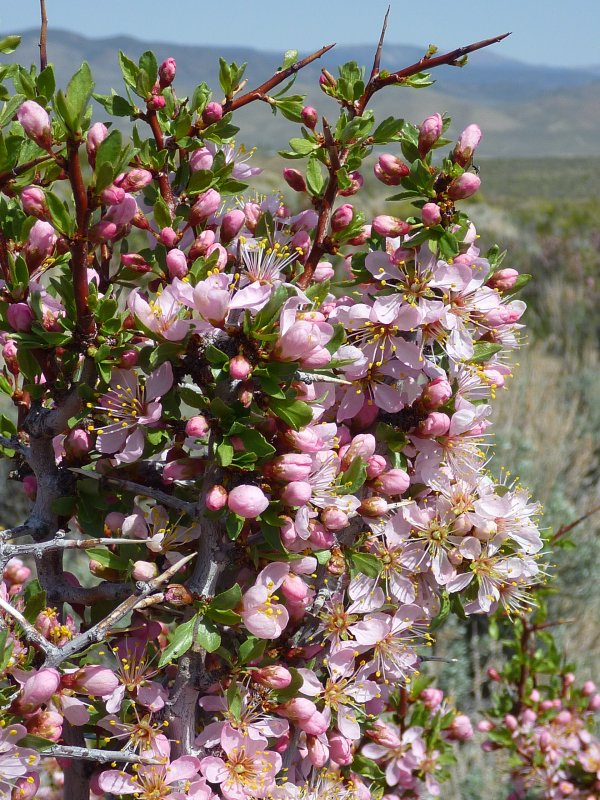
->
(95, 129), (122, 190)
(45, 191), (73, 236)
(226, 681), (243, 720)
(119, 51), (140, 90)
(288, 137), (318, 155)
(372, 116), (405, 144)
(281, 49), (299, 69)
(430, 592), (451, 631)
(153, 196), (171, 229)
(268, 397), (313, 431)
(226, 513), (245, 541)
(351, 753), (386, 782)
(139, 51), (158, 87)
(65, 62), (94, 130)
(238, 636), (266, 664)
(306, 155), (326, 197)
(212, 584), (242, 610)
(158, 614), (197, 667)
(0, 628), (13, 671)
(217, 442), (234, 467)
(23, 579), (46, 623)
(0, 374), (12, 397)
(195, 619), (221, 653)
(36, 66), (56, 100)
(0, 35), (21, 55)
(512, 273), (532, 292)
(86, 547), (128, 571)
(470, 342), (504, 364)
(93, 92), (134, 117)
(339, 456), (367, 494)
(348, 550), (382, 579)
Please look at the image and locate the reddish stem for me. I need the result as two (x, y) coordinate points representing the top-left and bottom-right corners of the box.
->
(145, 109), (176, 213)
(39, 0), (48, 71)
(66, 140), (94, 337)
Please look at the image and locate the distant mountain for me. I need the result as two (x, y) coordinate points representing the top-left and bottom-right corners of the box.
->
(2, 28), (599, 157)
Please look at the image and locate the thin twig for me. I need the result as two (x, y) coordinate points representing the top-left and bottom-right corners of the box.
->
(5, 537), (147, 558)
(0, 592), (58, 657)
(38, 0), (48, 71)
(550, 505), (600, 545)
(42, 744), (163, 765)
(225, 44), (335, 112)
(369, 6), (390, 83)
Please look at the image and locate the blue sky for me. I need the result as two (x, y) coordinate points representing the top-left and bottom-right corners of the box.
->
(1, 0), (598, 68)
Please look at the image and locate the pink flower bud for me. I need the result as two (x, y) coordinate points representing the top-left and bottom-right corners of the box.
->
(243, 201), (261, 232)
(19, 668), (61, 710)
(418, 412), (451, 437)
(421, 688), (444, 709)
(418, 112), (443, 157)
(372, 215), (411, 238)
(3, 558), (31, 585)
(278, 697), (317, 721)
(486, 268), (519, 292)
(132, 560), (159, 581)
(366, 454), (387, 479)
(320, 507), (348, 531)
(453, 124), (482, 167)
(7, 303), (34, 332)
(283, 168), (307, 193)
(309, 523), (334, 549)
(339, 171), (364, 197)
(583, 681), (597, 696)
(229, 355), (252, 380)
(159, 57), (177, 89)
(301, 106), (318, 129)
(476, 719), (494, 732)
(89, 220), (119, 242)
(358, 496), (389, 517)
(160, 227), (178, 247)
(64, 428), (93, 460)
(147, 94), (166, 111)
(190, 189), (221, 224)
(100, 184), (126, 205)
(185, 416), (209, 438)
(21, 186), (49, 219)
(331, 204), (354, 232)
(266, 454), (313, 482)
(190, 147), (214, 172)
(503, 713), (518, 731)
(422, 202), (442, 227)
(307, 735), (329, 768)
(375, 154), (410, 185)
(281, 481), (312, 507)
(162, 458), (205, 483)
(341, 433), (376, 467)
(373, 468), (410, 496)
(421, 377), (452, 410)
(589, 694), (600, 711)
(329, 731), (353, 765)
(205, 242), (228, 271)
(63, 665), (119, 696)
(119, 350), (138, 368)
(227, 485), (269, 518)
(117, 169), (153, 193)
(348, 225), (371, 246)
(202, 102), (223, 125)
(447, 714), (473, 741)
(281, 573), (308, 602)
(301, 710), (328, 735)
(104, 511), (125, 533)
(529, 689), (540, 703)
(220, 209), (246, 243)
(23, 474), (37, 500)
(121, 253), (151, 272)
(166, 248), (188, 279)
(313, 261), (335, 282)
(17, 101), (52, 149)
(86, 122), (108, 166)
(447, 173), (481, 200)
(26, 220), (56, 259)
(2, 339), (18, 375)
(253, 665), (293, 689)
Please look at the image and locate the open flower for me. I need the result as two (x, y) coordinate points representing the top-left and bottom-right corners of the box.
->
(98, 755), (201, 798)
(0, 723), (40, 798)
(241, 562), (290, 639)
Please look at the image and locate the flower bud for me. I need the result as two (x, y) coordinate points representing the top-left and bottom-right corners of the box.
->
(64, 428), (93, 460)
(165, 584), (194, 606)
(447, 173), (481, 200)
(7, 303), (34, 332)
(503, 713), (518, 731)
(329, 731), (353, 765)
(418, 412), (451, 437)
(418, 112), (443, 157)
(190, 147), (214, 172)
(265, 454), (312, 483)
(21, 186), (49, 220)
(446, 714), (473, 741)
(301, 106), (318, 129)
(375, 154), (410, 185)
(159, 227), (178, 247)
(220, 209), (246, 243)
(229, 355), (252, 380)
(19, 668), (61, 711)
(104, 511), (125, 534)
(26, 220), (57, 264)
(158, 57), (177, 89)
(320, 507), (348, 531)
(421, 688), (444, 709)
(348, 225), (371, 246)
(202, 102), (223, 125)
(189, 229), (216, 260)
(121, 253), (151, 272)
(132, 560), (159, 581)
(253, 665), (293, 689)
(583, 681), (597, 696)
(117, 169), (153, 193)
(588, 694), (600, 711)
(307, 735), (328, 768)
(100, 184), (126, 205)
(166, 248), (188, 279)
(422, 202), (442, 227)
(373, 468), (410, 496)
(205, 484), (228, 511)
(283, 168), (307, 193)
(186, 415), (209, 438)
(339, 171), (364, 197)
(189, 189), (221, 224)
(147, 94), (166, 111)
(313, 261), (335, 282)
(63, 666), (119, 696)
(453, 124), (482, 167)
(86, 122), (108, 166)
(89, 220), (119, 242)
(119, 350), (138, 368)
(281, 573), (309, 602)
(358, 496), (388, 517)
(17, 101), (52, 149)
(331, 204), (354, 232)
(3, 558), (31, 585)
(486, 268), (519, 292)
(366, 454), (387, 480)
(421, 377), (452, 410)
(476, 719), (494, 733)
(281, 481), (312, 507)
(228, 485), (269, 518)
(372, 215), (411, 238)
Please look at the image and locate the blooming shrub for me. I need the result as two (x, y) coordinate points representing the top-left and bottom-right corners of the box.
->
(0, 13), (592, 800)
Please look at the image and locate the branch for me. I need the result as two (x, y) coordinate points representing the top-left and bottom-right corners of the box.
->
(297, 118), (342, 289)
(66, 141), (95, 338)
(41, 744), (163, 765)
(0, 154), (57, 189)
(356, 32), (511, 114)
(0, 434), (29, 456)
(143, 110), (176, 213)
(225, 44), (336, 112)
(0, 592), (59, 658)
(38, 0), (48, 71)
(44, 552), (196, 667)
(6, 536), (146, 558)
(550, 504), (600, 545)
(369, 6), (390, 83)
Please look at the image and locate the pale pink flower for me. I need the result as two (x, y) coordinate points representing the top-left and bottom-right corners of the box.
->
(0, 723), (40, 798)
(350, 605), (425, 682)
(98, 755), (201, 798)
(128, 286), (193, 341)
(200, 728), (281, 800)
(241, 562), (290, 639)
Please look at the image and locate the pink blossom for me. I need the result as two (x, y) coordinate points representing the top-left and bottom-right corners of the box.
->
(200, 728), (281, 800)
(241, 562), (289, 638)
(228, 485), (269, 518)
(98, 755), (201, 797)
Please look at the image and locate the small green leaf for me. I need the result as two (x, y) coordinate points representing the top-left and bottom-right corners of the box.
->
(239, 636), (266, 664)
(119, 51), (140, 89)
(195, 619), (221, 653)
(45, 191), (73, 236)
(153, 196), (171, 229)
(158, 615), (197, 667)
(339, 456), (367, 494)
(470, 342), (504, 364)
(268, 398), (313, 431)
(65, 62), (94, 130)
(212, 584), (242, 611)
(0, 35), (21, 55)
(306, 155), (326, 197)
(226, 513), (245, 541)
(281, 49), (299, 69)
(348, 550), (382, 579)
(288, 137), (318, 156)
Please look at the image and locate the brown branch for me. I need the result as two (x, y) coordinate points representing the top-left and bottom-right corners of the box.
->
(0, 154), (55, 190)
(369, 6), (390, 83)
(143, 110), (176, 214)
(67, 140), (94, 337)
(225, 43), (336, 113)
(297, 118), (341, 289)
(356, 32), (511, 115)
(38, 0), (48, 71)
(550, 504), (600, 545)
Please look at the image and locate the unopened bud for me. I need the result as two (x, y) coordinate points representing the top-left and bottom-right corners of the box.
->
(253, 665), (292, 689)
(418, 112), (443, 157)
(166, 248), (188, 279)
(372, 215), (411, 238)
(422, 202), (442, 227)
(453, 124), (482, 167)
(447, 173), (481, 200)
(165, 584), (194, 606)
(189, 189), (221, 224)
(229, 354), (252, 380)
(202, 102), (223, 125)
(283, 168), (307, 193)
(358, 496), (389, 517)
(220, 209), (245, 243)
(132, 560), (159, 581)
(17, 101), (52, 149)
(158, 58), (177, 89)
(331, 204), (354, 232)
(486, 268), (519, 292)
(301, 106), (318, 129)
(206, 484), (228, 511)
(339, 171), (364, 197)
(21, 186), (49, 220)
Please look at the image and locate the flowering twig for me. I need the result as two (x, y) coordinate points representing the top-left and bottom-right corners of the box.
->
(0, 592), (59, 658)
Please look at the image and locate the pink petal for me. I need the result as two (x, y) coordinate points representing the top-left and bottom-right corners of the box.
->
(145, 361), (173, 401)
(200, 756), (228, 783)
(165, 755), (201, 784)
(97, 770), (137, 794)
